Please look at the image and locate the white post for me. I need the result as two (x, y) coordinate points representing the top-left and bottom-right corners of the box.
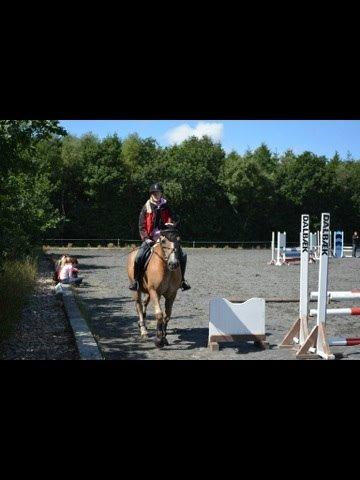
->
(299, 214), (310, 343)
(317, 230), (320, 258)
(271, 231), (275, 263)
(276, 231), (281, 265)
(279, 215), (310, 349)
(282, 231), (286, 261)
(283, 231), (286, 262)
(275, 231), (286, 265)
(317, 213), (330, 326)
(314, 213), (333, 359)
(309, 232), (315, 254)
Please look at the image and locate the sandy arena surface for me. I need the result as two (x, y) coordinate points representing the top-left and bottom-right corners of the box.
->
(48, 248), (360, 360)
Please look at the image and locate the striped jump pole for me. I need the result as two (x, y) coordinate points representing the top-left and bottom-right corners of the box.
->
(284, 251), (301, 257)
(310, 290), (360, 301)
(283, 244), (301, 264)
(329, 337), (360, 346)
(308, 336), (360, 352)
(283, 254), (301, 265)
(310, 307), (360, 316)
(297, 213), (335, 360)
(278, 214), (310, 349)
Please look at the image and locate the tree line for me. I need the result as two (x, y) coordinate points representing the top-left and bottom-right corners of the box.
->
(1, 120), (360, 261)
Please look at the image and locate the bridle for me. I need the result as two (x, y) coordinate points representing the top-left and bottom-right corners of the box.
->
(153, 236), (179, 263)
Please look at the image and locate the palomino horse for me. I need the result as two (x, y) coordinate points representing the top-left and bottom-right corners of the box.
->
(127, 227), (182, 347)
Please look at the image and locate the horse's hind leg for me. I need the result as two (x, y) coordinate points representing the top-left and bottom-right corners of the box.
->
(134, 292), (148, 339)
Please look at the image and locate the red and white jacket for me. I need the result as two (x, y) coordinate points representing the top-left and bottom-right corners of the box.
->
(138, 198), (173, 241)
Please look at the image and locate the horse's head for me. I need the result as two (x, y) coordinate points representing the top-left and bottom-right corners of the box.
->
(159, 227), (181, 271)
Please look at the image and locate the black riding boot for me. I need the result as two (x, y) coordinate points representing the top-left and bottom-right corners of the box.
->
(179, 250), (191, 291)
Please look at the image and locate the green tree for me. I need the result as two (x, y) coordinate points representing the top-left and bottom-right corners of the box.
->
(149, 136), (232, 240)
(0, 120), (66, 260)
(220, 147), (277, 240)
(273, 151), (338, 238)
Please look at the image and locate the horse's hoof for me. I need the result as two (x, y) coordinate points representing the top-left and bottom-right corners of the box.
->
(140, 334), (148, 341)
(162, 338), (169, 346)
(155, 337), (165, 348)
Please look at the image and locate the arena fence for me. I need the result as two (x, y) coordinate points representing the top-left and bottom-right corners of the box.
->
(42, 238), (300, 249)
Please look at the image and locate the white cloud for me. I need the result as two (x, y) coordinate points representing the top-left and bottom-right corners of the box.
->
(164, 122), (224, 145)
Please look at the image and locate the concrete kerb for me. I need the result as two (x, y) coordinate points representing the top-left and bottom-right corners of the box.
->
(55, 283), (103, 360)
(49, 254), (103, 360)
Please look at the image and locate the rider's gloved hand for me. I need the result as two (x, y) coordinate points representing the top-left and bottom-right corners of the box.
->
(145, 238), (153, 245)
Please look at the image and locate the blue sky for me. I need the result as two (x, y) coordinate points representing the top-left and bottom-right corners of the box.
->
(59, 120), (360, 159)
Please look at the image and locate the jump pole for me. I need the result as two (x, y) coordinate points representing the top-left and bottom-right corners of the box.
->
(306, 337), (360, 350)
(329, 337), (360, 346)
(278, 214), (310, 349)
(310, 307), (360, 316)
(297, 213), (335, 360)
(310, 290), (360, 302)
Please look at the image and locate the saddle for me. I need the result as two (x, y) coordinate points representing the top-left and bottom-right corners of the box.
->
(137, 243), (155, 279)
(142, 246), (153, 272)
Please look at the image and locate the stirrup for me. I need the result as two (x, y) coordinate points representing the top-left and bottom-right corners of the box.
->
(129, 281), (139, 291)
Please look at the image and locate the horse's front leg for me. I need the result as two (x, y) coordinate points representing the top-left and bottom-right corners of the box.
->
(142, 294), (151, 320)
(162, 294), (177, 346)
(149, 289), (165, 347)
(134, 291), (148, 339)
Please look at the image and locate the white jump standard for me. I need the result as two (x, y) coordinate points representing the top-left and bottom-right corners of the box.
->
(269, 231), (295, 265)
(333, 230), (352, 258)
(270, 227), (316, 266)
(296, 213), (334, 359)
(278, 214), (311, 349)
(333, 231), (344, 257)
(280, 212), (360, 358)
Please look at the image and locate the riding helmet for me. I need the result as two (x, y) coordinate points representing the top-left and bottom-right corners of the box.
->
(149, 182), (163, 193)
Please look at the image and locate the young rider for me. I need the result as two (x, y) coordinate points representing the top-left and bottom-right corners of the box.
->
(128, 182), (191, 291)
